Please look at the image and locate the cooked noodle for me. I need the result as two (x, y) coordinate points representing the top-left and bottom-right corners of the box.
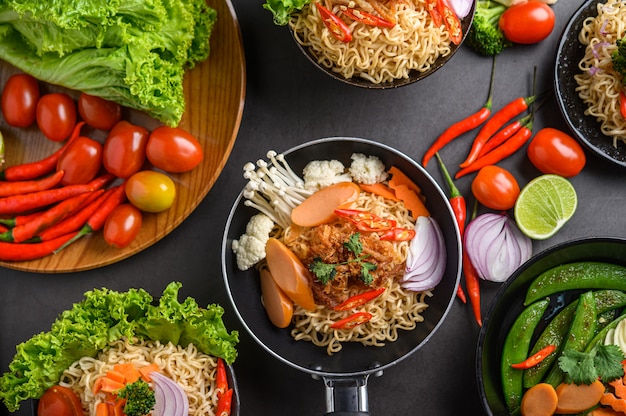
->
(574, 0), (626, 146)
(60, 338), (222, 416)
(289, 0), (452, 83)
(281, 191), (431, 355)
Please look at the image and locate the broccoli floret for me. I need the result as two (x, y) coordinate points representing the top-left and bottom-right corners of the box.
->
(117, 380), (156, 416)
(612, 38), (626, 78)
(466, 0), (512, 56)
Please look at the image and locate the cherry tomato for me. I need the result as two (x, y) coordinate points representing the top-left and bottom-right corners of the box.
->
(37, 385), (83, 416)
(146, 126), (203, 173)
(527, 127), (586, 177)
(499, 1), (555, 44)
(57, 136), (103, 185)
(103, 203), (143, 248)
(471, 165), (520, 211)
(36, 93), (77, 142)
(103, 121), (149, 178)
(125, 170), (176, 213)
(1, 73), (40, 127)
(77, 93), (122, 130)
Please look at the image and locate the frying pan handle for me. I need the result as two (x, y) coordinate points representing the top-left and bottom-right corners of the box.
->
(322, 375), (370, 415)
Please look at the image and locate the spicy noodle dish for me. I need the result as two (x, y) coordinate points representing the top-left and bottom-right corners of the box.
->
(0, 282), (239, 416)
(263, 0), (471, 85)
(231, 149), (448, 356)
(575, 0), (626, 147)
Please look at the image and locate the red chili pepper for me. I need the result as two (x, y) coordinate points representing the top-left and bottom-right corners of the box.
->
(333, 287), (385, 311)
(476, 113), (531, 159)
(378, 227), (415, 241)
(459, 95), (535, 168)
(463, 249), (482, 326)
(0, 170), (65, 198)
(11, 191), (95, 243)
(0, 210), (43, 228)
(455, 115), (534, 179)
(0, 232), (78, 261)
(316, 3), (352, 43)
(216, 388), (233, 416)
(36, 188), (111, 242)
(216, 358), (228, 397)
(425, 0), (443, 26)
(341, 7), (394, 28)
(0, 122), (84, 181)
(330, 311), (373, 329)
(54, 184), (126, 253)
(511, 344), (557, 370)
(0, 224), (8, 233)
(422, 57), (496, 167)
(620, 91), (626, 119)
(368, 0), (398, 25)
(437, 0), (462, 45)
(334, 208), (397, 232)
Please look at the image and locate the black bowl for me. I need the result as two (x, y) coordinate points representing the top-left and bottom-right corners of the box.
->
(290, 4), (476, 89)
(554, 0), (626, 167)
(476, 237), (626, 415)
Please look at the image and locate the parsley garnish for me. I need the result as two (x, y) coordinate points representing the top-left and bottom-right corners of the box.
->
(558, 343), (625, 385)
(308, 233), (377, 285)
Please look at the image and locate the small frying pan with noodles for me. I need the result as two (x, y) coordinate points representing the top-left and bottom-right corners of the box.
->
(221, 138), (462, 415)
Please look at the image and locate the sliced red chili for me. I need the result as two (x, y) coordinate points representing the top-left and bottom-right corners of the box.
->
(511, 344), (556, 370)
(333, 287), (385, 311)
(335, 208), (396, 231)
(437, 0), (463, 45)
(379, 227), (416, 241)
(330, 311), (373, 329)
(425, 0), (443, 26)
(316, 2), (352, 43)
(216, 358), (228, 397)
(342, 7), (394, 28)
(620, 91), (626, 119)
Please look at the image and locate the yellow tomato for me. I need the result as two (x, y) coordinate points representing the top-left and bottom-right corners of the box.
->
(125, 170), (176, 213)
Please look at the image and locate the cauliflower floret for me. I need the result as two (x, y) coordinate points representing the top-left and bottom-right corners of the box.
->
(232, 213), (275, 271)
(349, 153), (388, 185)
(302, 159), (352, 190)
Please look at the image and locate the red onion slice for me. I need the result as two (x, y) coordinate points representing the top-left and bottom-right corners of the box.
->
(401, 216), (447, 291)
(464, 213), (532, 283)
(447, 0), (473, 19)
(151, 372), (189, 416)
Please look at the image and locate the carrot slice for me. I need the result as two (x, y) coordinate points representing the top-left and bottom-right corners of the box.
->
(96, 377), (126, 394)
(291, 182), (360, 227)
(260, 266), (294, 328)
(138, 363), (160, 382)
(265, 238), (317, 311)
(389, 183), (430, 218)
(112, 363), (141, 383)
(520, 383), (558, 416)
(358, 182), (399, 201)
(590, 407), (626, 416)
(104, 370), (126, 384)
(556, 380), (605, 414)
(95, 402), (110, 416)
(388, 166), (422, 195)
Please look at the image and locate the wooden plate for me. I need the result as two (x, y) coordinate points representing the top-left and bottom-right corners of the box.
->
(0, 0), (246, 273)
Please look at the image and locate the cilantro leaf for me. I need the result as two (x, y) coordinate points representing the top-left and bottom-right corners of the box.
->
(360, 261), (377, 285)
(309, 258), (336, 285)
(559, 344), (625, 385)
(344, 233), (364, 256)
(594, 344), (625, 383)
(309, 233), (377, 285)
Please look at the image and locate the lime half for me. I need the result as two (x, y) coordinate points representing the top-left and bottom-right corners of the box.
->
(514, 174), (578, 240)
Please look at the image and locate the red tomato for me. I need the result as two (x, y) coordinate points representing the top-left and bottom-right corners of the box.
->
(125, 170), (176, 213)
(36, 93), (77, 142)
(499, 1), (555, 44)
(527, 127), (586, 177)
(77, 93), (122, 131)
(103, 203), (143, 248)
(471, 165), (520, 211)
(103, 121), (149, 178)
(37, 385), (83, 416)
(1, 73), (40, 127)
(57, 136), (103, 185)
(146, 126), (203, 173)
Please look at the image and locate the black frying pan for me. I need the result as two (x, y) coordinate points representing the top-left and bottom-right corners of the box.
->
(221, 138), (462, 415)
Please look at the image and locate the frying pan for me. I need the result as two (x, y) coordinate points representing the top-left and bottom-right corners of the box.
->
(221, 137), (462, 415)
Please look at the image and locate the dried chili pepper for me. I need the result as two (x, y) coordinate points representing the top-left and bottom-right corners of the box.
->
(0, 170), (65, 198)
(341, 7), (394, 28)
(455, 115), (534, 179)
(0, 122), (84, 181)
(510, 344), (556, 370)
(435, 153), (467, 303)
(330, 311), (373, 329)
(0, 232), (78, 261)
(422, 57), (496, 167)
(333, 287), (385, 311)
(54, 184), (126, 253)
(316, 3), (352, 43)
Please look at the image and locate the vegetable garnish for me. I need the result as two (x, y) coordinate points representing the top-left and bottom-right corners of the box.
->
(464, 212), (531, 283)
(151, 371), (190, 416)
(0, 282), (239, 412)
(511, 344), (556, 370)
(0, 0), (217, 126)
(316, 3), (353, 43)
(309, 233), (377, 285)
(330, 311), (373, 329)
(465, 0), (511, 56)
(558, 344), (625, 385)
(401, 216), (446, 292)
(333, 287), (386, 311)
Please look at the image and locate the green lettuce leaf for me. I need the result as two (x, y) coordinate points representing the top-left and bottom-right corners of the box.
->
(263, 0), (311, 25)
(0, 282), (238, 412)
